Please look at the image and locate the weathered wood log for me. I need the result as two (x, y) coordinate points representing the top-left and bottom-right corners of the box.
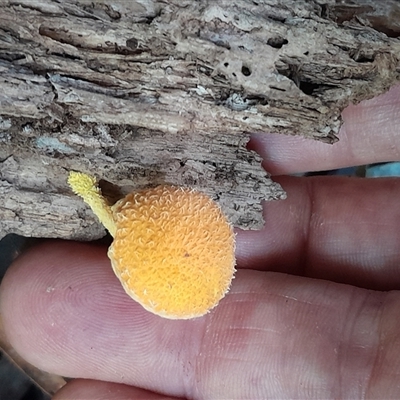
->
(0, 0), (399, 240)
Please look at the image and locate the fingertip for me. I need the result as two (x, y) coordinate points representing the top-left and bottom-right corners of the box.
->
(0, 240), (119, 374)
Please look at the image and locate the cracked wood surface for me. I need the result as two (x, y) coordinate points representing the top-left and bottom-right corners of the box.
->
(0, 0), (399, 240)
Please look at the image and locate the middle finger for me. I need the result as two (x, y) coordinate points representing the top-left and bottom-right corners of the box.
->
(236, 175), (400, 291)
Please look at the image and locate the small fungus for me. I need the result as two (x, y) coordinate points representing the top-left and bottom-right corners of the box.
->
(67, 172), (236, 319)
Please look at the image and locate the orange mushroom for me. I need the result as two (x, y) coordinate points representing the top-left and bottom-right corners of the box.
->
(67, 172), (236, 319)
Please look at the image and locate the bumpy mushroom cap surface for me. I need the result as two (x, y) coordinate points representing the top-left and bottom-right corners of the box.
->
(109, 185), (236, 319)
(68, 172), (236, 319)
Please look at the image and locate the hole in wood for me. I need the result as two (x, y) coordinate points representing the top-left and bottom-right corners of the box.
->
(349, 50), (375, 63)
(267, 37), (288, 49)
(241, 65), (251, 76)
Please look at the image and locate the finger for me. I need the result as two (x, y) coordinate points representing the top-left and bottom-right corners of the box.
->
(53, 379), (180, 400)
(236, 175), (400, 290)
(248, 84), (400, 175)
(1, 241), (400, 399)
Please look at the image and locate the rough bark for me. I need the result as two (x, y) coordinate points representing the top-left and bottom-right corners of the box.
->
(0, 0), (399, 240)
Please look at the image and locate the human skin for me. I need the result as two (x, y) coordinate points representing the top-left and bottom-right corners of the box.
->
(1, 85), (400, 399)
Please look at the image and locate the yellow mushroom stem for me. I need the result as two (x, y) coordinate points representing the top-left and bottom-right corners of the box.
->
(67, 171), (117, 237)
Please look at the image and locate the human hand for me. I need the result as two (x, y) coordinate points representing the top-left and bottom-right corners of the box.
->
(1, 85), (400, 399)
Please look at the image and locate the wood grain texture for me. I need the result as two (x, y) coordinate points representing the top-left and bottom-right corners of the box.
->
(0, 0), (399, 239)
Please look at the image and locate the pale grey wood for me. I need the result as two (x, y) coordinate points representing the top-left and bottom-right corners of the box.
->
(0, 0), (399, 240)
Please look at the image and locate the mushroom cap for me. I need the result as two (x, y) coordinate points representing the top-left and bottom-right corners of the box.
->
(108, 185), (236, 319)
